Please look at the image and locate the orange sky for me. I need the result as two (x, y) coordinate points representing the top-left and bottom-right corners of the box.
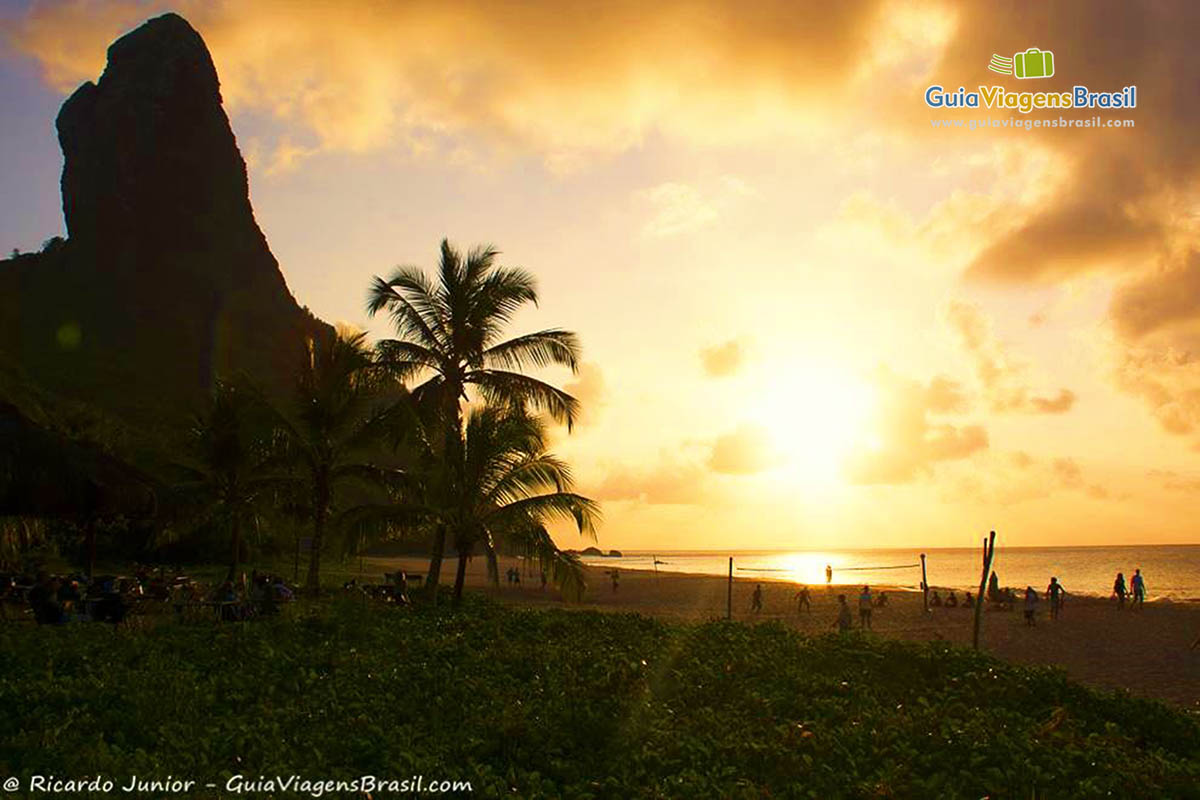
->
(3, 1), (1199, 550)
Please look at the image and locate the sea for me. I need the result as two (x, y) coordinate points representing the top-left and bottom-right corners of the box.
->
(580, 545), (1200, 601)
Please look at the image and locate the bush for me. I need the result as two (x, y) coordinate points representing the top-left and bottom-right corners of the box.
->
(1, 598), (1196, 798)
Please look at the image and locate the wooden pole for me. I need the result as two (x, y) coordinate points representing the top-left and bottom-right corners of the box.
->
(727, 557), (733, 620)
(920, 552), (929, 613)
(973, 530), (997, 650)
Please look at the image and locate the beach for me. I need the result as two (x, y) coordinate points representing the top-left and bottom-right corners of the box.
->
(368, 555), (1200, 708)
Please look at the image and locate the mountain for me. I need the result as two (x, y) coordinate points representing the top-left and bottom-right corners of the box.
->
(0, 13), (327, 431)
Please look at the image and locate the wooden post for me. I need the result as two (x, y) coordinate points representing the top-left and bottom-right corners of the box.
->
(920, 552), (929, 613)
(727, 557), (733, 620)
(973, 530), (997, 651)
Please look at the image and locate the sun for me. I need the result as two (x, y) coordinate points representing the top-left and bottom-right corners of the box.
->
(746, 363), (875, 484)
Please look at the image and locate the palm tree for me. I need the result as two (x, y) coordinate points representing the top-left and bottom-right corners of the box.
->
(448, 404), (598, 601)
(346, 404), (598, 603)
(274, 328), (394, 593)
(366, 239), (582, 597)
(171, 381), (273, 581)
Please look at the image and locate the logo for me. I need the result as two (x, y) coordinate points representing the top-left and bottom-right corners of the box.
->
(988, 47), (1055, 79)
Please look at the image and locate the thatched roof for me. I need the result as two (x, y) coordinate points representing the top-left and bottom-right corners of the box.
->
(0, 402), (158, 518)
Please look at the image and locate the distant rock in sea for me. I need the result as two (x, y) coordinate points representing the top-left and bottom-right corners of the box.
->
(579, 547), (605, 557)
(604, 550), (623, 557)
(0, 13), (327, 427)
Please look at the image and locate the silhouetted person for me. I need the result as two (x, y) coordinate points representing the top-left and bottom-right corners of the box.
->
(987, 571), (1001, 602)
(795, 586), (811, 613)
(825, 564), (833, 586)
(945, 590), (958, 608)
(1046, 577), (1066, 619)
(963, 591), (973, 607)
(1131, 569), (1146, 609)
(1023, 586), (1038, 626)
(1113, 572), (1127, 610)
(610, 569), (619, 593)
(833, 594), (852, 633)
(751, 584), (763, 613)
(930, 590), (943, 608)
(874, 590), (888, 608)
(858, 585), (873, 629)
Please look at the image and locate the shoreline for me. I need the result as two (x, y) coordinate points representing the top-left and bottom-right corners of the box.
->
(362, 555), (1200, 708)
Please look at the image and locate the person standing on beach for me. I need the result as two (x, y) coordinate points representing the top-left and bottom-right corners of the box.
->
(1131, 569), (1146, 609)
(1023, 586), (1039, 626)
(794, 585), (811, 613)
(833, 594), (852, 633)
(1046, 577), (1066, 619)
(751, 584), (763, 613)
(1113, 572), (1127, 610)
(858, 585), (873, 629)
(610, 569), (619, 593)
(825, 564), (833, 586)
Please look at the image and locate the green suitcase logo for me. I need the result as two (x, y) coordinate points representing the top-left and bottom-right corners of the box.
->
(1013, 47), (1054, 79)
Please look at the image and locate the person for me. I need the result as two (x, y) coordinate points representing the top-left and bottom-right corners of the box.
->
(1131, 569), (1146, 609)
(1046, 577), (1066, 620)
(825, 564), (833, 586)
(858, 585), (873, 629)
(930, 590), (943, 608)
(396, 571), (410, 606)
(751, 584), (763, 613)
(610, 569), (619, 593)
(169, 580), (188, 617)
(29, 573), (64, 625)
(964, 591), (973, 608)
(57, 577), (81, 615)
(1113, 572), (1127, 610)
(945, 590), (958, 608)
(794, 585), (811, 613)
(874, 590), (888, 608)
(833, 594), (852, 633)
(987, 571), (1001, 602)
(1023, 586), (1038, 626)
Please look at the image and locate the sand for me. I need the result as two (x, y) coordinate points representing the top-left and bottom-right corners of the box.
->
(361, 555), (1200, 709)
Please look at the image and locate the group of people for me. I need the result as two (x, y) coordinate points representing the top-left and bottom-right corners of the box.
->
(833, 585), (884, 632)
(1111, 569), (1147, 610)
(928, 589), (974, 608)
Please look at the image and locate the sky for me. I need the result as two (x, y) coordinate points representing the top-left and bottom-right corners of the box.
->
(2, 1), (1199, 551)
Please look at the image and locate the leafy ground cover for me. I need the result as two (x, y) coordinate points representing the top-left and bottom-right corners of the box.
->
(2, 597), (1197, 798)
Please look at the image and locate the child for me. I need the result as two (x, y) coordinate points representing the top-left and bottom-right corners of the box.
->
(1023, 586), (1039, 626)
(833, 594), (852, 633)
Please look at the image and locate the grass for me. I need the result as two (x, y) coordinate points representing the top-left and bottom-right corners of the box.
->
(2, 595), (1197, 798)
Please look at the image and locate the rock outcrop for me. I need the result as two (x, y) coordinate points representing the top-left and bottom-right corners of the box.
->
(0, 13), (326, 427)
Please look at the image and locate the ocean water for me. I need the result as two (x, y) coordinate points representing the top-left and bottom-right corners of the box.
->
(580, 545), (1200, 601)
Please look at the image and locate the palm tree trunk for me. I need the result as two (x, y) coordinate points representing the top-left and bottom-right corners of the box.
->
(452, 541), (470, 604)
(425, 524), (446, 603)
(227, 513), (241, 582)
(306, 478), (328, 594)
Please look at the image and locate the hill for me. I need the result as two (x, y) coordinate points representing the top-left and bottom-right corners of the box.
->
(0, 13), (327, 431)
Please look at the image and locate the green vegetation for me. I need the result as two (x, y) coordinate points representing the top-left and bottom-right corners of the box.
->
(2, 598), (1196, 798)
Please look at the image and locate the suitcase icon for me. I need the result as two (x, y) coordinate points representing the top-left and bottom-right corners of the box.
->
(1013, 48), (1054, 79)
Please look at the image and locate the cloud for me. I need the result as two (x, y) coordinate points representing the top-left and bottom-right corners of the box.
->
(635, 176), (753, 237)
(2, 0), (889, 165)
(708, 423), (781, 475)
(945, 300), (1076, 415)
(1148, 469), (1200, 493)
(592, 455), (709, 505)
(844, 367), (987, 485)
(699, 339), (745, 378)
(562, 362), (606, 427)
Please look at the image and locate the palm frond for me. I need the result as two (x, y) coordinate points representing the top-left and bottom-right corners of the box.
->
(482, 329), (580, 373)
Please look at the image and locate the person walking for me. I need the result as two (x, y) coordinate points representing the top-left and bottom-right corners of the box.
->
(751, 584), (764, 613)
(1023, 586), (1039, 626)
(1113, 572), (1127, 610)
(858, 585), (873, 630)
(1046, 577), (1066, 620)
(1131, 569), (1146, 610)
(794, 585), (811, 613)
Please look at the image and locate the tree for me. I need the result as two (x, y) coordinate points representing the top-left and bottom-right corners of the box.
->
(347, 404), (598, 603)
(274, 328), (392, 593)
(366, 239), (582, 598)
(171, 381), (273, 581)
